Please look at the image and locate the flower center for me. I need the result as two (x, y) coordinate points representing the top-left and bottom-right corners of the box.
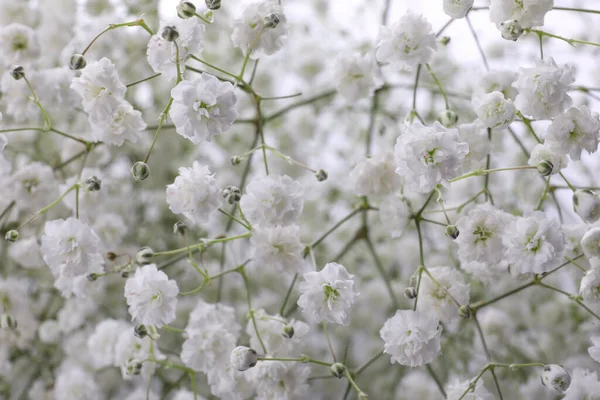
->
(423, 148), (437, 165)
(323, 285), (339, 301)
(473, 226), (493, 243)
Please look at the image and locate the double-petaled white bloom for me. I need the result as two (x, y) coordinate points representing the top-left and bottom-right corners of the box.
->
(416, 266), (470, 326)
(333, 52), (382, 102)
(249, 224), (306, 276)
(87, 319), (130, 369)
(544, 106), (600, 161)
(70, 57), (127, 113)
(589, 336), (600, 363)
(166, 161), (222, 225)
(443, 0), (474, 19)
(350, 152), (403, 196)
(87, 96), (146, 146)
(580, 260), (600, 302)
(514, 58), (575, 120)
(573, 190), (600, 223)
(379, 195), (411, 238)
(41, 217), (105, 279)
(124, 264), (179, 327)
(380, 309), (442, 367)
(147, 19), (204, 80)
(240, 174), (304, 226)
(489, 0), (553, 28)
(528, 143), (567, 175)
(502, 211), (565, 275)
(473, 91), (517, 129)
(455, 204), (508, 266)
(375, 11), (437, 71)
(581, 228), (600, 259)
(446, 378), (495, 400)
(8, 161), (58, 211)
(541, 365), (572, 395)
(231, 0), (289, 59)
(248, 361), (310, 399)
(297, 262), (359, 326)
(170, 73), (238, 144)
(394, 121), (469, 193)
(0, 23), (41, 67)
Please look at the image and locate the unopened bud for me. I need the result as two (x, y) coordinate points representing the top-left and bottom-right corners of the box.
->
(230, 156), (242, 166)
(537, 160), (554, 177)
(0, 314), (17, 330)
(330, 363), (346, 379)
(203, 10), (214, 22)
(205, 0), (221, 10)
(230, 346), (258, 371)
(439, 110), (458, 127)
(4, 230), (18, 242)
(131, 161), (150, 181)
(134, 324), (148, 339)
(136, 247), (154, 265)
(541, 364), (571, 394)
(315, 169), (328, 182)
(264, 13), (280, 29)
(161, 25), (179, 42)
(85, 175), (102, 192)
(404, 287), (418, 299)
(439, 36), (451, 46)
(69, 54), (87, 70)
(86, 273), (100, 282)
(107, 252), (117, 261)
(500, 19), (524, 41)
(177, 1), (196, 19)
(121, 264), (133, 278)
(445, 225), (459, 240)
(458, 305), (471, 319)
(10, 65), (25, 80)
(126, 359), (143, 375)
(223, 186), (242, 205)
(173, 221), (187, 235)
(282, 325), (295, 339)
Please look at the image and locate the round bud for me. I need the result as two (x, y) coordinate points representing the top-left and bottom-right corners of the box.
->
(10, 66), (25, 80)
(136, 246), (155, 265)
(173, 221), (188, 235)
(404, 287), (418, 299)
(445, 225), (460, 240)
(439, 110), (458, 127)
(536, 160), (554, 177)
(134, 324), (148, 339)
(205, 0), (221, 10)
(541, 364), (571, 394)
(176, 1), (196, 19)
(282, 325), (295, 339)
(439, 36), (451, 46)
(0, 314), (17, 330)
(161, 25), (179, 42)
(230, 156), (242, 166)
(315, 169), (328, 182)
(500, 19), (524, 41)
(264, 13), (280, 29)
(330, 363), (346, 379)
(4, 230), (18, 242)
(85, 175), (102, 192)
(86, 273), (100, 282)
(223, 186), (242, 205)
(107, 252), (117, 261)
(458, 305), (471, 319)
(573, 190), (600, 223)
(131, 161), (150, 181)
(126, 358), (143, 375)
(69, 54), (87, 70)
(203, 10), (214, 22)
(121, 264), (133, 278)
(230, 346), (258, 371)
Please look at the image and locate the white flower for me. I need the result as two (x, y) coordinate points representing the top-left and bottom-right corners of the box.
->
(240, 174), (304, 226)
(563, 368), (600, 400)
(88, 97), (146, 146)
(169, 74), (238, 144)
(573, 190), (600, 223)
(376, 11), (437, 71)
(8, 161), (58, 211)
(473, 91), (516, 129)
(87, 319), (129, 369)
(350, 152), (402, 196)
(528, 143), (567, 175)
(249, 224), (305, 276)
(380, 309), (442, 367)
(248, 361), (310, 399)
(489, 0), (553, 28)
(580, 262), (600, 302)
(297, 262), (359, 326)
(457, 123), (490, 172)
(379, 195), (411, 238)
(514, 58), (575, 120)
(0, 23), (40, 67)
(416, 266), (470, 327)
(53, 366), (101, 400)
(230, 346), (258, 371)
(166, 161), (222, 225)
(231, 0), (289, 59)
(545, 106), (600, 161)
(581, 228), (600, 259)
(147, 19), (204, 80)
(70, 57), (127, 113)
(446, 378), (495, 400)
(182, 325), (238, 372)
(589, 336), (600, 363)
(475, 69), (518, 100)
(124, 264), (179, 327)
(443, 0), (474, 19)
(114, 329), (163, 380)
(333, 52), (382, 102)
(8, 236), (43, 269)
(541, 364), (571, 395)
(502, 211), (565, 275)
(41, 217), (105, 279)
(394, 121), (469, 193)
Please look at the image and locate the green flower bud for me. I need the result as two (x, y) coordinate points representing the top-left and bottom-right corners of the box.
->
(315, 169), (328, 182)
(404, 287), (418, 299)
(4, 230), (18, 242)
(0, 314), (17, 330)
(205, 0), (221, 10)
(445, 225), (460, 240)
(177, 1), (196, 19)
(161, 25), (179, 42)
(537, 160), (554, 176)
(134, 324), (148, 339)
(439, 110), (458, 127)
(85, 175), (102, 192)
(10, 65), (25, 80)
(330, 363), (346, 379)
(136, 247), (154, 265)
(69, 54), (87, 70)
(173, 221), (188, 235)
(282, 325), (295, 339)
(131, 161), (150, 181)
(264, 13), (280, 29)
(458, 305), (471, 319)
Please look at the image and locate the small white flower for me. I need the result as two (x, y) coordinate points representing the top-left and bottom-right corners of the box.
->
(182, 326), (238, 373)
(0, 23), (40, 67)
(545, 106), (600, 161)
(573, 190), (600, 223)
(379, 309), (442, 367)
(166, 161), (222, 225)
(416, 266), (470, 327)
(455, 204), (508, 266)
(230, 346), (258, 371)
(528, 143), (567, 175)
(124, 264), (179, 327)
(169, 74), (238, 144)
(249, 224), (306, 276)
(394, 121), (469, 193)
(473, 91), (517, 129)
(580, 261), (600, 302)
(87, 319), (129, 369)
(333, 52), (382, 102)
(443, 0), (474, 19)
(562, 368), (600, 399)
(541, 364), (571, 395)
(379, 195), (411, 238)
(350, 152), (402, 196)
(70, 57), (127, 113)
(376, 11), (437, 71)
(231, 0), (289, 59)
(489, 0), (554, 28)
(446, 378), (495, 400)
(88, 97), (146, 146)
(297, 262), (359, 326)
(581, 228), (600, 259)
(240, 174), (304, 226)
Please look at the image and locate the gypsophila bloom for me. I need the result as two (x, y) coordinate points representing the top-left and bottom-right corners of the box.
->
(376, 11), (437, 71)
(446, 378), (495, 400)
(297, 262), (359, 326)
(170, 73), (238, 144)
(545, 105), (600, 161)
(416, 266), (470, 327)
(350, 152), (402, 196)
(473, 91), (517, 129)
(333, 52), (382, 102)
(0, 23), (41, 67)
(124, 264), (179, 328)
(114, 329), (164, 380)
(394, 121), (469, 192)
(580, 261), (600, 302)
(166, 161), (222, 225)
(249, 224), (306, 276)
(230, 346), (258, 371)
(147, 18), (204, 80)
(542, 364), (572, 395)
(380, 309), (442, 367)
(573, 190), (600, 223)
(41, 218), (104, 280)
(240, 174), (304, 226)
(489, 0), (554, 28)
(248, 360), (310, 399)
(8, 161), (58, 211)
(87, 319), (130, 369)
(70, 57), (126, 113)
(502, 211), (565, 275)
(88, 97), (146, 146)
(528, 143), (567, 175)
(589, 337), (600, 363)
(53, 366), (101, 400)
(231, 0), (288, 58)
(581, 228), (600, 259)
(379, 195), (411, 238)
(562, 368), (600, 399)
(443, 0), (474, 19)
(514, 58), (575, 119)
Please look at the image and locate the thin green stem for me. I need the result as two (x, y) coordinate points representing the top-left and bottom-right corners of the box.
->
(322, 321), (337, 362)
(257, 356), (332, 367)
(449, 166), (537, 183)
(364, 235), (399, 309)
(425, 64), (449, 109)
(241, 269), (268, 354)
(144, 97), (174, 163)
(126, 73), (162, 88)
(531, 29), (600, 48)
(465, 14), (489, 71)
(279, 273), (298, 316)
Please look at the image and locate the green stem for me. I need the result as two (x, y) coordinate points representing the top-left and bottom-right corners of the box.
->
(126, 73), (162, 88)
(189, 55), (240, 80)
(322, 321), (337, 362)
(344, 369), (367, 398)
(257, 356), (332, 367)
(82, 18), (153, 55)
(425, 64), (449, 109)
(449, 166), (537, 183)
(266, 90), (336, 122)
(531, 29), (600, 48)
(279, 273), (298, 316)
(364, 235), (399, 309)
(144, 97), (174, 163)
(17, 184), (79, 230)
(241, 269), (268, 354)
(239, 26), (265, 80)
